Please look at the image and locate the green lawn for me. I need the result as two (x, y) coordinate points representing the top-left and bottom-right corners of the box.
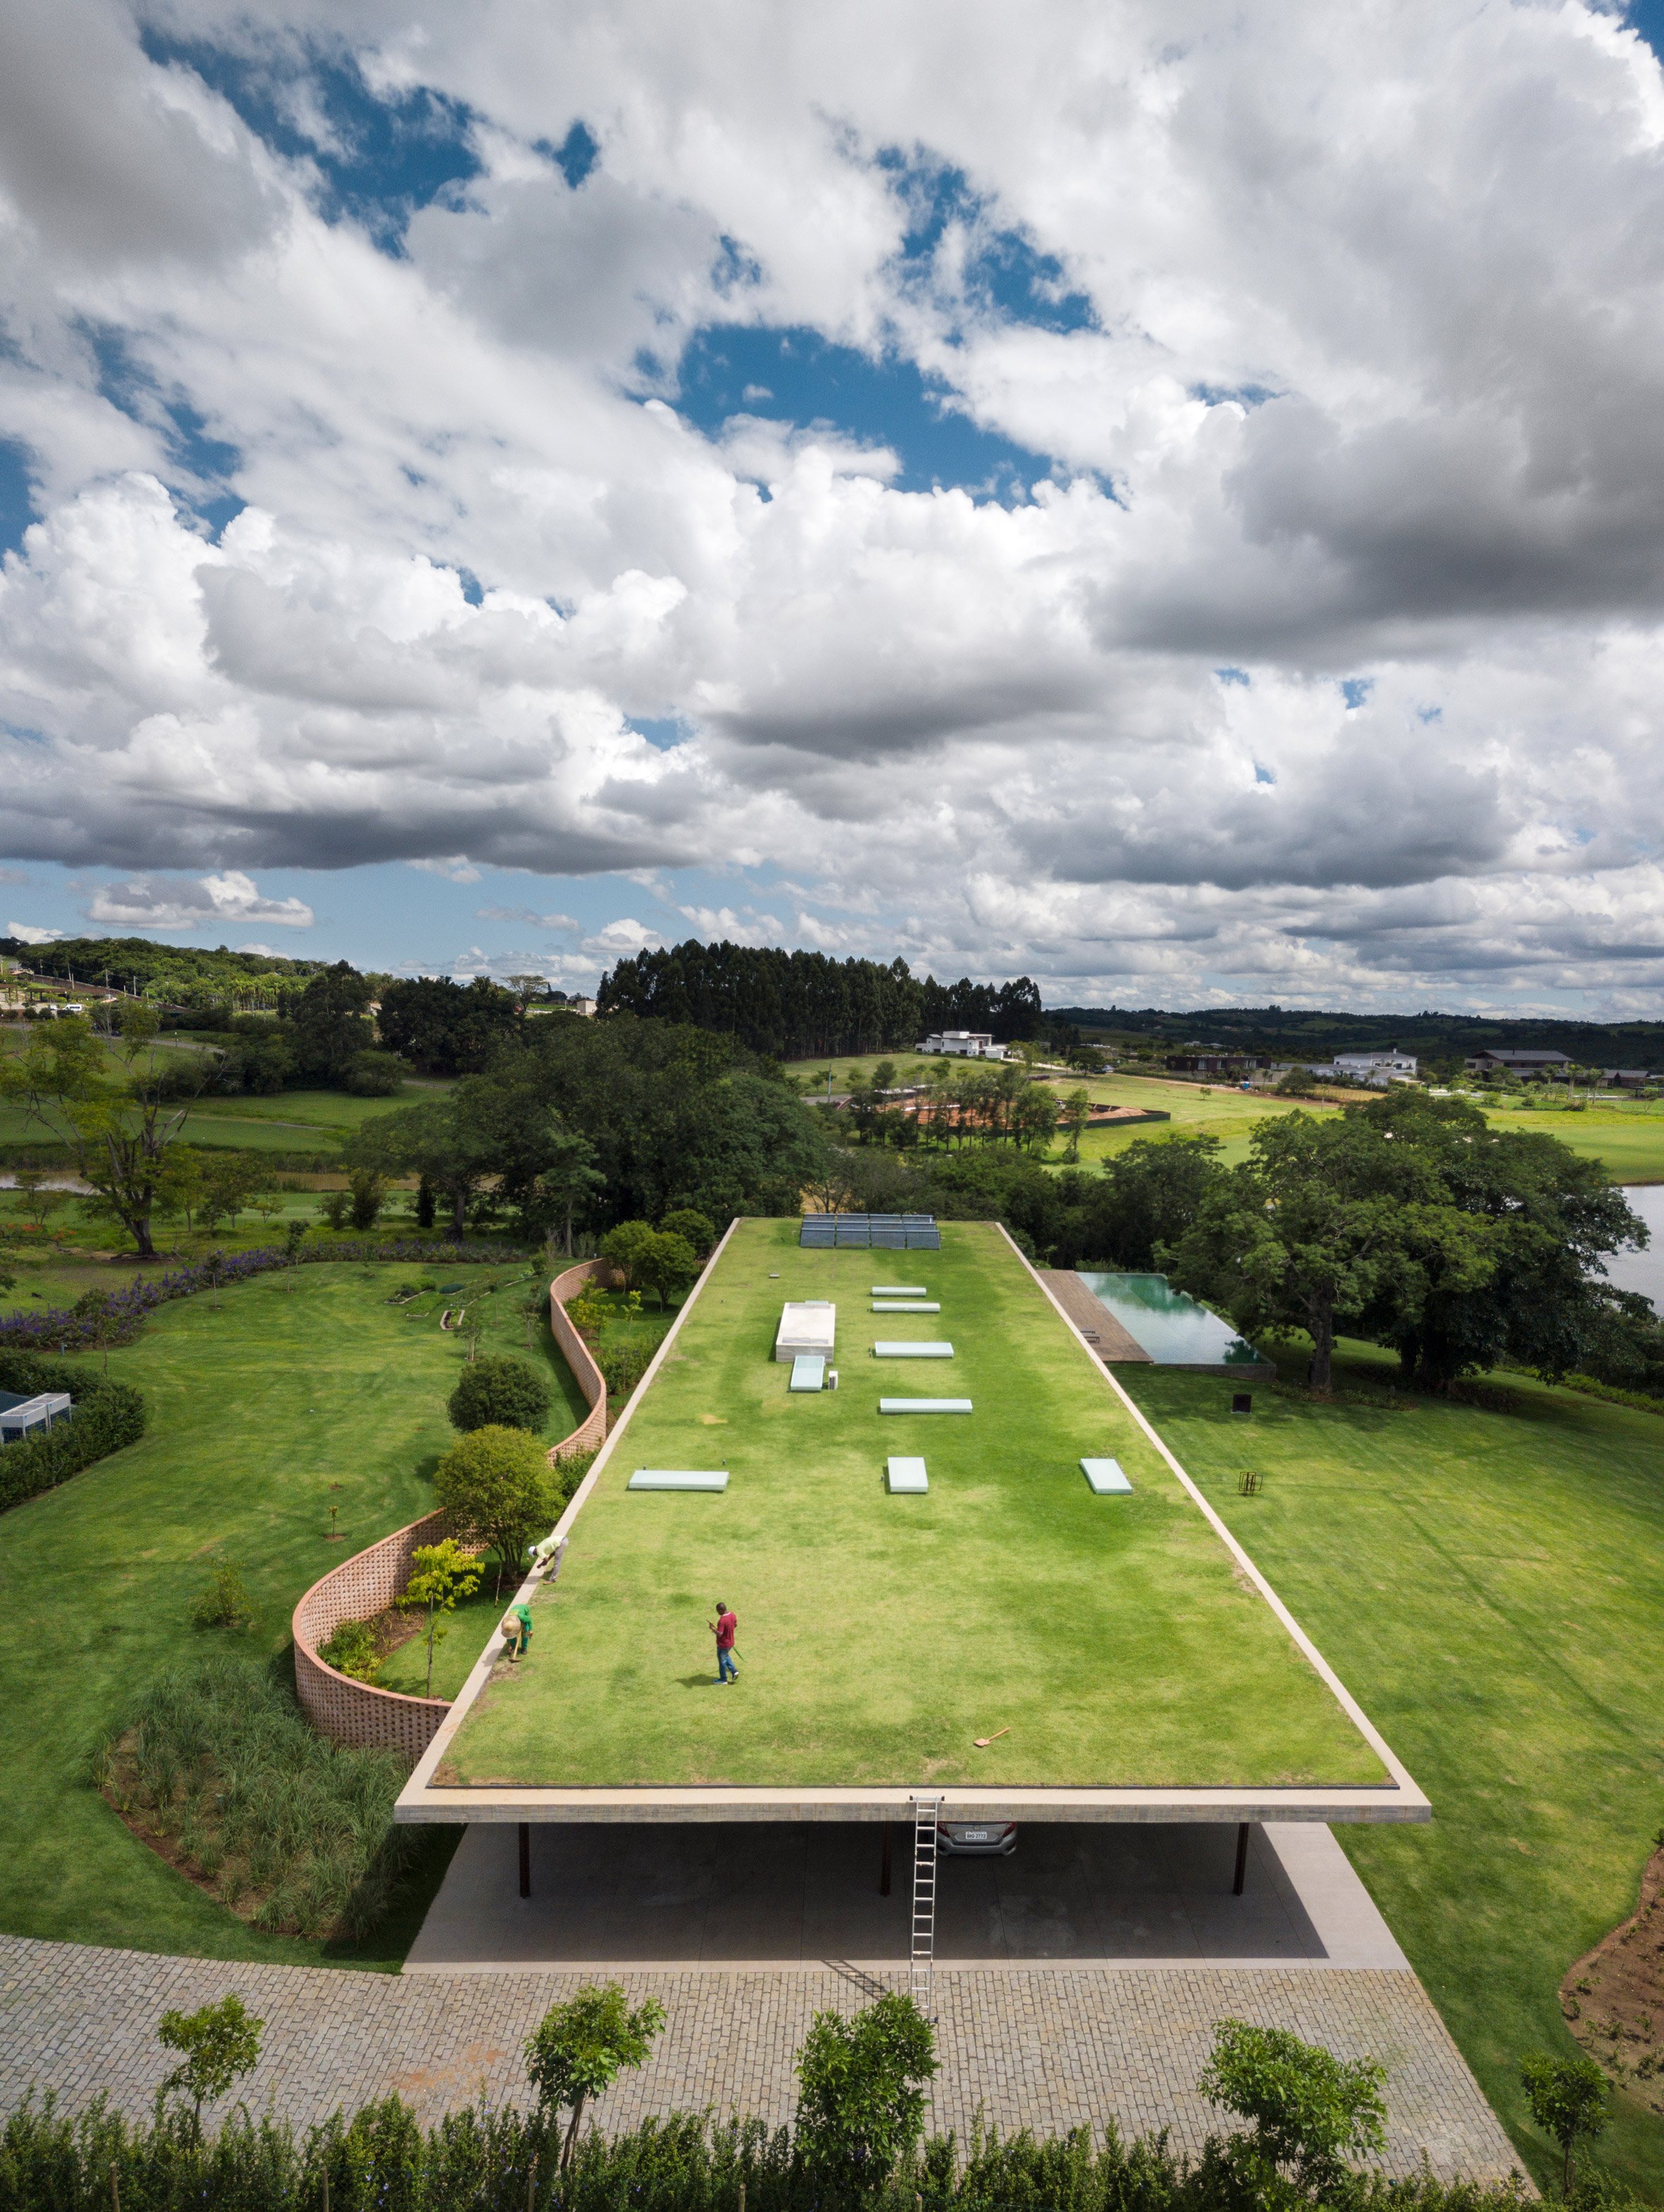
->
(0, 1260), (579, 1967)
(1477, 1102), (1664, 1183)
(441, 1219), (1384, 1792)
(1118, 1346), (1664, 2198)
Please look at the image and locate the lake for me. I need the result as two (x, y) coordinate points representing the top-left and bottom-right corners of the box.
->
(1604, 1185), (1664, 1310)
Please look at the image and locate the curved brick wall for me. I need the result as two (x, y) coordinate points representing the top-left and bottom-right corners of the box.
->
(546, 1257), (612, 1462)
(294, 1268), (612, 1760)
(292, 1511), (459, 1763)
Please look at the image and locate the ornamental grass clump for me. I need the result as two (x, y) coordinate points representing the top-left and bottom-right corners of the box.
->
(98, 1658), (416, 1940)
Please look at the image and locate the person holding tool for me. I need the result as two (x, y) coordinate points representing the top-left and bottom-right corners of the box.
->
(709, 1600), (738, 1684)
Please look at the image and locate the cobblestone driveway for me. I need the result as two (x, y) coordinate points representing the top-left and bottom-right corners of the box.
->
(0, 1937), (1522, 2184)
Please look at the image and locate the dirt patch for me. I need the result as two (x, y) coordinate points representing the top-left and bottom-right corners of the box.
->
(1561, 1839), (1664, 2112)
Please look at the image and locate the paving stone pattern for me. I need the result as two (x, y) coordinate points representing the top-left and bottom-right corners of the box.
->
(0, 1937), (1520, 2184)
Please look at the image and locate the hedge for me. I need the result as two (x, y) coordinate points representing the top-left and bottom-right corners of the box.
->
(0, 2100), (1549, 2212)
(0, 1352), (146, 1514)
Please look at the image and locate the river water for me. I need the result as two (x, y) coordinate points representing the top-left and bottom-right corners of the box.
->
(1603, 1185), (1664, 1310)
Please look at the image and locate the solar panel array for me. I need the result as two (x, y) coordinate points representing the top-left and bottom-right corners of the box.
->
(799, 1212), (940, 1249)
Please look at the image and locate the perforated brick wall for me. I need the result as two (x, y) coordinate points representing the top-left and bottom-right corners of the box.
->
(546, 1257), (612, 1461)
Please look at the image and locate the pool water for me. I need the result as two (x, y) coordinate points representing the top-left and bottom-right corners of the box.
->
(1077, 1272), (1266, 1366)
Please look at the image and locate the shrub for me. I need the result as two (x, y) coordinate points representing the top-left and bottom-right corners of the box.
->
(1199, 2018), (1387, 2197)
(100, 1658), (416, 1940)
(448, 1354), (553, 1435)
(343, 1050), (406, 1097)
(191, 1557), (253, 1630)
(317, 1617), (381, 1681)
(0, 1352), (146, 1515)
(599, 1342), (654, 1400)
(795, 1993), (938, 2194)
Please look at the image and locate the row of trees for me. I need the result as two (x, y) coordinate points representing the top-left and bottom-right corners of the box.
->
(595, 941), (1045, 1059)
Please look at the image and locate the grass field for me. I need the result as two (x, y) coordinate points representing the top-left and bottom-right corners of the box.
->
(0, 1261), (581, 1966)
(1477, 1101), (1664, 1183)
(1119, 1346), (1664, 2197)
(441, 1219), (1385, 1792)
(0, 1066), (453, 1159)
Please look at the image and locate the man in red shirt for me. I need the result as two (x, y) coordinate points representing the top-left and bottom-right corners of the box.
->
(710, 1600), (738, 1685)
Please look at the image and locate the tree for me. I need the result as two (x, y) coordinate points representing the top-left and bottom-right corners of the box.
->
(198, 1152), (265, 1233)
(1163, 1112), (1492, 1391)
(793, 1992), (938, 2194)
(1012, 1082), (1060, 1156)
(599, 1221), (657, 1296)
(1347, 1091), (1644, 1390)
(1, 1005), (205, 1258)
(434, 1425), (555, 1596)
(524, 1983), (666, 2168)
(1094, 1133), (1223, 1269)
(1060, 1087), (1092, 1163)
(533, 1128), (605, 1254)
(401, 1538), (481, 1695)
(286, 962), (377, 1083)
(376, 976), (520, 1074)
(1199, 2018), (1386, 2199)
(1520, 2051), (1609, 2194)
(347, 1167), (386, 1232)
(637, 1228), (698, 1312)
(448, 1353), (553, 1435)
(660, 1207), (717, 1259)
(158, 1994), (264, 2138)
(342, 1099), (495, 1235)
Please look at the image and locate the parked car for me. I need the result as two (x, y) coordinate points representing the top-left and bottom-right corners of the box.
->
(938, 1821), (1017, 1856)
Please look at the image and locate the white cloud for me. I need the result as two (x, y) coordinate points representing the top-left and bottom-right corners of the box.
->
(3, 0), (1664, 1003)
(82, 869), (315, 930)
(6, 921), (67, 944)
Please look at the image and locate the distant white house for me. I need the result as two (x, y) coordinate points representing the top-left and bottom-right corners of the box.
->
(916, 1030), (1009, 1060)
(568, 996), (598, 1018)
(1325, 1050), (1419, 1086)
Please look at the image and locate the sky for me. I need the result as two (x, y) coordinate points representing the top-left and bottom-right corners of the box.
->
(6, 3), (1664, 1010)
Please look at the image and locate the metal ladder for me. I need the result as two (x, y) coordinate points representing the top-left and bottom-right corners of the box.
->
(909, 1796), (941, 2016)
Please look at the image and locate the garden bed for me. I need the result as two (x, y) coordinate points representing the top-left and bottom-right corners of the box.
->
(1562, 1838), (1664, 2116)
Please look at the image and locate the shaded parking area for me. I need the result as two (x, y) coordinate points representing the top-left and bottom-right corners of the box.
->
(406, 1819), (1408, 1971)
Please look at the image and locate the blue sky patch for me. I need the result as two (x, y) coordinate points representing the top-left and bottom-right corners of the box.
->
(1342, 677), (1374, 710)
(627, 717), (688, 751)
(0, 440), (36, 560)
(141, 30), (481, 249)
(82, 324), (243, 533)
(672, 325), (1052, 496)
(1192, 383), (1278, 410)
(1215, 665), (1251, 686)
(878, 151), (1095, 336)
(1629, 0), (1664, 60)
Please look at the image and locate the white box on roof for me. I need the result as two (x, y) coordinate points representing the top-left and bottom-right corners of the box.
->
(775, 1300), (836, 1362)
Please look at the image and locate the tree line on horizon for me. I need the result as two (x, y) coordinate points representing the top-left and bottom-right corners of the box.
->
(594, 941), (1045, 1059)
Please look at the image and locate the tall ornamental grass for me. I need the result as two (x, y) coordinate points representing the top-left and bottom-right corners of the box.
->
(96, 1659), (417, 1941)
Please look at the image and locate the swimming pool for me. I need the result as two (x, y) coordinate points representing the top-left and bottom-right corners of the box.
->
(1076, 1272), (1266, 1367)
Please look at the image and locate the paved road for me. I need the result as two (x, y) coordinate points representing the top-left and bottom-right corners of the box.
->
(0, 1936), (1522, 2183)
